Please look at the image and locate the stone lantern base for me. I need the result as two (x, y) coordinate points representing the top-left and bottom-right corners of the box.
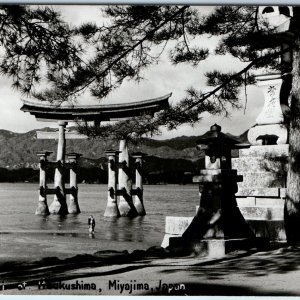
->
(161, 168), (269, 257)
(161, 216), (269, 258)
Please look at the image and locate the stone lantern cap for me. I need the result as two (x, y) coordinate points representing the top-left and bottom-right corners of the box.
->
(196, 124), (240, 149)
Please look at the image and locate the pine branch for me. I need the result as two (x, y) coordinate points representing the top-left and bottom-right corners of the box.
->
(64, 5), (190, 99)
(181, 45), (293, 113)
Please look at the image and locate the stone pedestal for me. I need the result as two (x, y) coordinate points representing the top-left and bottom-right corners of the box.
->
(161, 215), (269, 256)
(233, 66), (290, 241)
(67, 153), (82, 214)
(118, 140), (138, 217)
(161, 216), (193, 248)
(104, 150), (120, 217)
(232, 144), (288, 241)
(49, 121), (68, 215)
(36, 151), (52, 215)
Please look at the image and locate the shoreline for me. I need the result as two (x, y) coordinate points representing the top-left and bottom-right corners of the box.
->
(0, 234), (187, 292)
(0, 230), (159, 263)
(2, 242), (300, 296)
(0, 231), (295, 296)
(0, 239), (252, 294)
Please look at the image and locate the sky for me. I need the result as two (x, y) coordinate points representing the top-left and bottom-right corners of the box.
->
(0, 5), (265, 139)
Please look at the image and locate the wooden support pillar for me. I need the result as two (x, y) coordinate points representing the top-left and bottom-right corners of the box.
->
(36, 151), (52, 215)
(49, 121), (68, 215)
(132, 152), (146, 216)
(67, 153), (82, 214)
(118, 139), (138, 217)
(104, 150), (120, 217)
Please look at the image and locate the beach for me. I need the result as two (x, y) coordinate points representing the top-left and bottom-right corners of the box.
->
(1, 239), (300, 296)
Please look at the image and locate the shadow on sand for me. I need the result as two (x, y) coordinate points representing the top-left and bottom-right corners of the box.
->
(2, 244), (300, 295)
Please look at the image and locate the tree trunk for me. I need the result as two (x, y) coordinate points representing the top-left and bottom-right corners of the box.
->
(285, 36), (300, 243)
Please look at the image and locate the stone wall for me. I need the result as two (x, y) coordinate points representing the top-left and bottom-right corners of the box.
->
(232, 144), (288, 241)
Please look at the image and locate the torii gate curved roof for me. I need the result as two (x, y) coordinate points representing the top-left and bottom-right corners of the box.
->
(21, 93), (171, 122)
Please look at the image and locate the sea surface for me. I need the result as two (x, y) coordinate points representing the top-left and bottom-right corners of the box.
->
(0, 183), (199, 260)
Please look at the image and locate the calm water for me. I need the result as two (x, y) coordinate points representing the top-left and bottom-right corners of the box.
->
(0, 183), (199, 257)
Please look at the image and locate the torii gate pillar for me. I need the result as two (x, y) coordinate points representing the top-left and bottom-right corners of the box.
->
(49, 121), (68, 215)
(67, 152), (82, 214)
(118, 139), (138, 217)
(132, 152), (146, 216)
(104, 150), (120, 217)
(36, 151), (52, 215)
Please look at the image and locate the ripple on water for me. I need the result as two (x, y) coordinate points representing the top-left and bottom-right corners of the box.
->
(0, 183), (199, 257)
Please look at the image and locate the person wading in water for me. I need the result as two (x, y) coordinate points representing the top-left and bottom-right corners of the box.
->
(88, 215), (95, 235)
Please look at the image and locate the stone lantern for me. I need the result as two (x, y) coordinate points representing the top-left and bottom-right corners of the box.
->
(162, 124), (264, 257)
(196, 124), (238, 170)
(161, 124), (272, 256)
(247, 6), (294, 146)
(191, 124), (254, 241)
(231, 6), (294, 242)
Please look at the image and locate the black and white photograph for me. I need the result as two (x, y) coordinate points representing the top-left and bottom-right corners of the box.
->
(0, 2), (299, 296)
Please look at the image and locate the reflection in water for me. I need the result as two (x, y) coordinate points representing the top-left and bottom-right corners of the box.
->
(69, 233), (79, 237)
(0, 183), (199, 251)
(37, 216), (49, 230)
(105, 228), (119, 241)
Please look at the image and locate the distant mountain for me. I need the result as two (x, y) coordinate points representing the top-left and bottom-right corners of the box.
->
(0, 127), (249, 169)
(0, 127), (249, 183)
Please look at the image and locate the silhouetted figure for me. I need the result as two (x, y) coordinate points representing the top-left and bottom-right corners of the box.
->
(88, 215), (95, 235)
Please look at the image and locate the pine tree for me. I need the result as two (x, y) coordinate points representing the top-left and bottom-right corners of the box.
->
(3, 5), (300, 243)
(0, 5), (81, 95)
(34, 6), (288, 139)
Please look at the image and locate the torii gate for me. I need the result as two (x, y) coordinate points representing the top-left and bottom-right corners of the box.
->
(21, 93), (171, 216)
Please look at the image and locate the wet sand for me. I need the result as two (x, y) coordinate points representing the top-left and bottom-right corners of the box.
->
(0, 231), (153, 262)
(1, 234), (300, 296)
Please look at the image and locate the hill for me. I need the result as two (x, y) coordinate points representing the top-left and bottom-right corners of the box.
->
(0, 127), (249, 183)
(0, 127), (248, 168)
